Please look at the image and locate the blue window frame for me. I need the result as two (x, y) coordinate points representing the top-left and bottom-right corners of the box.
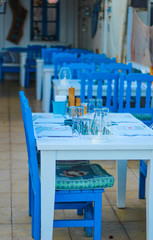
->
(31, 0), (59, 41)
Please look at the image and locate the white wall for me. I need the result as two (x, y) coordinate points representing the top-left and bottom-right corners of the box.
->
(77, 0), (128, 61)
(0, 0), (77, 49)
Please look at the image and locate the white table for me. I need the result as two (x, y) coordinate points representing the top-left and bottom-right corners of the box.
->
(36, 128), (153, 240)
(20, 52), (27, 87)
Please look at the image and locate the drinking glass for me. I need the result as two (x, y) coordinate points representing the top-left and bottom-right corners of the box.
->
(92, 108), (109, 142)
(77, 106), (84, 117)
(81, 118), (91, 135)
(81, 102), (87, 114)
(69, 106), (76, 118)
(89, 98), (96, 113)
(72, 118), (81, 134)
(96, 98), (103, 108)
(59, 67), (71, 80)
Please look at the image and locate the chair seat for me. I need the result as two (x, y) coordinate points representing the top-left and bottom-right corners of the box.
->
(133, 113), (152, 121)
(56, 160), (89, 166)
(56, 163), (114, 190)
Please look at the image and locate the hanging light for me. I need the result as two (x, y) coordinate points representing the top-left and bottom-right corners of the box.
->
(47, 0), (59, 4)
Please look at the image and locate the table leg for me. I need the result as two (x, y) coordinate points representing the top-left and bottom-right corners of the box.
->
(146, 154), (153, 240)
(20, 52), (27, 87)
(42, 69), (54, 112)
(116, 160), (127, 208)
(41, 150), (56, 240)
(36, 59), (44, 100)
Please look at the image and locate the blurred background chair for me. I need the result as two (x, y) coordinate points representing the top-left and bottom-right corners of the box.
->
(25, 45), (46, 87)
(63, 62), (95, 79)
(101, 62), (132, 74)
(118, 73), (153, 199)
(80, 72), (119, 112)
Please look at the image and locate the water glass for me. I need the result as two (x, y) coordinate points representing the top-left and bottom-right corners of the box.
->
(77, 106), (84, 117)
(81, 102), (87, 114)
(96, 98), (103, 108)
(81, 118), (91, 135)
(89, 98), (96, 113)
(58, 67), (71, 80)
(72, 118), (81, 134)
(69, 106), (76, 118)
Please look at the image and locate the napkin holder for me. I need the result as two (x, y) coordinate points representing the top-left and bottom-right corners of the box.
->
(52, 95), (67, 115)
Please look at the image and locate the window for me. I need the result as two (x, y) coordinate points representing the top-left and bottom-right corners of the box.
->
(31, 0), (59, 41)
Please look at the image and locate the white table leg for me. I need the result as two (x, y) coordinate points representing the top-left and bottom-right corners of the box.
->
(146, 154), (153, 240)
(42, 68), (54, 113)
(36, 59), (44, 100)
(20, 52), (27, 87)
(41, 150), (56, 240)
(116, 160), (127, 208)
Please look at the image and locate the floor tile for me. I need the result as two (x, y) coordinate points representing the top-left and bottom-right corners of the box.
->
(0, 193), (11, 207)
(0, 181), (10, 193)
(12, 206), (31, 224)
(122, 221), (146, 240)
(12, 193), (29, 208)
(0, 224), (12, 240)
(0, 169), (10, 180)
(0, 207), (11, 224)
(105, 190), (146, 207)
(13, 224), (32, 240)
(113, 205), (146, 222)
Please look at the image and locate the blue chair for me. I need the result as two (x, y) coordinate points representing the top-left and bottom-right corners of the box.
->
(20, 91), (114, 240)
(19, 91), (88, 231)
(63, 62), (96, 79)
(53, 53), (82, 78)
(25, 45), (46, 87)
(65, 48), (94, 55)
(0, 47), (27, 82)
(118, 73), (153, 126)
(80, 72), (119, 112)
(118, 73), (153, 199)
(41, 48), (63, 65)
(101, 62), (132, 74)
(51, 45), (69, 50)
(82, 53), (116, 64)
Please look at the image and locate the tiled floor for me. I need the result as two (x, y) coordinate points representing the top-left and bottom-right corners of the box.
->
(0, 80), (146, 240)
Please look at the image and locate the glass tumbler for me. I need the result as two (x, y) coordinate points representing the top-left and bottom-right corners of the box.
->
(72, 118), (81, 135)
(77, 106), (84, 117)
(96, 98), (103, 108)
(69, 106), (76, 118)
(89, 98), (96, 113)
(81, 118), (91, 135)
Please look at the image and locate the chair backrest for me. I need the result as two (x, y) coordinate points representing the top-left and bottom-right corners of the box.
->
(51, 45), (69, 50)
(80, 72), (119, 112)
(65, 48), (94, 55)
(41, 48), (63, 64)
(82, 53), (116, 64)
(27, 45), (46, 66)
(101, 63), (132, 74)
(19, 91), (40, 195)
(63, 62), (95, 79)
(118, 73), (153, 125)
(52, 53), (82, 78)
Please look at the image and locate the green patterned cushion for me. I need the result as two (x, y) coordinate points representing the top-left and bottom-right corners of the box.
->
(133, 113), (152, 121)
(56, 163), (114, 190)
(56, 160), (89, 166)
